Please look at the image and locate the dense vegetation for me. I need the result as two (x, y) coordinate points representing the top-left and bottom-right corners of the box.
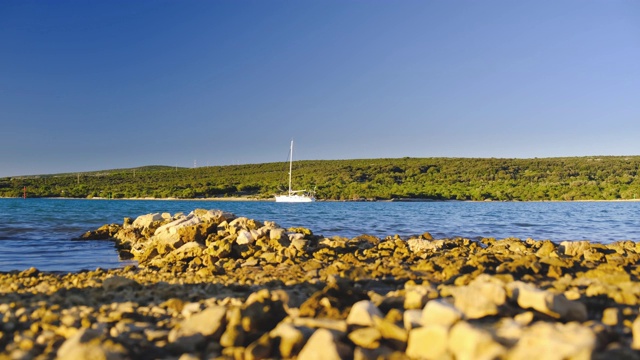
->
(2, 156), (640, 201)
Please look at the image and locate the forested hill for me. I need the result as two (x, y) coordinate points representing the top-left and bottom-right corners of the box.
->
(2, 156), (640, 201)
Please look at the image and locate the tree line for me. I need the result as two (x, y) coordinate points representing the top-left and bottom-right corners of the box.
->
(2, 156), (640, 201)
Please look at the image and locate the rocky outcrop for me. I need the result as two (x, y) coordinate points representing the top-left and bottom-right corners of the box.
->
(4, 209), (640, 359)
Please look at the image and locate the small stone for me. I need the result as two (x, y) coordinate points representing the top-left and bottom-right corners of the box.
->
(102, 276), (141, 291)
(57, 328), (128, 360)
(422, 299), (463, 327)
(448, 321), (505, 360)
(560, 241), (591, 257)
(508, 321), (596, 359)
(237, 230), (255, 245)
(449, 275), (506, 319)
(178, 306), (227, 338)
(632, 316), (640, 349)
(602, 307), (620, 327)
(348, 327), (381, 349)
(298, 329), (352, 360)
(508, 281), (587, 321)
(406, 325), (448, 359)
(373, 316), (407, 348)
(513, 311), (534, 326)
(145, 329), (169, 342)
(292, 317), (348, 332)
(346, 300), (383, 327)
(404, 284), (437, 309)
(403, 309), (423, 331)
(179, 354), (200, 360)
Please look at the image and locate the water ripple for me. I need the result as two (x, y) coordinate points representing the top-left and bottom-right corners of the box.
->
(1, 199), (640, 272)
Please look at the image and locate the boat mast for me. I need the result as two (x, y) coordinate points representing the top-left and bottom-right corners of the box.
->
(288, 140), (293, 195)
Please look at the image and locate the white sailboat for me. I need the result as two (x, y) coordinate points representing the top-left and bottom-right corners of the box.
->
(275, 140), (316, 203)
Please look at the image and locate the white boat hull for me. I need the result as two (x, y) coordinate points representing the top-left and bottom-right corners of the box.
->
(275, 194), (315, 203)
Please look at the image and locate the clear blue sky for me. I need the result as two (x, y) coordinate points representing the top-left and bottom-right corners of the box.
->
(1, 1), (638, 177)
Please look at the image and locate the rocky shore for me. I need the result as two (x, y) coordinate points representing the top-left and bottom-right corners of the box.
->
(2, 209), (640, 359)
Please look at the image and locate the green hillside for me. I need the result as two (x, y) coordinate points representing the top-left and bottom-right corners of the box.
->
(2, 156), (640, 201)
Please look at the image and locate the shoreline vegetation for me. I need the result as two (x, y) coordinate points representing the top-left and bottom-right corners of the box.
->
(2, 209), (640, 358)
(5, 195), (640, 203)
(3, 156), (640, 201)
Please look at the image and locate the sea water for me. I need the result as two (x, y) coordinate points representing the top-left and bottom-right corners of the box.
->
(0, 198), (639, 272)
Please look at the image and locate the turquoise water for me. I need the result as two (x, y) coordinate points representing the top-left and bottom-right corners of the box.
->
(0, 198), (639, 272)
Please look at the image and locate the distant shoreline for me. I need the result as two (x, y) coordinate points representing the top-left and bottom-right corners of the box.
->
(4, 196), (640, 203)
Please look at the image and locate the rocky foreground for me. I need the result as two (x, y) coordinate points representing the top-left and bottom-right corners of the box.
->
(2, 209), (640, 359)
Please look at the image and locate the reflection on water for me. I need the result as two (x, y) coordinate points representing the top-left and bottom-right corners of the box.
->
(0, 198), (639, 272)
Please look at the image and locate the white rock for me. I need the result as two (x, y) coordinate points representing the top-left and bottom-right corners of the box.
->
(422, 298), (463, 327)
(292, 317), (347, 332)
(406, 325), (449, 359)
(154, 214), (201, 236)
(403, 309), (423, 331)
(132, 213), (164, 229)
(346, 300), (384, 327)
(236, 230), (255, 245)
(448, 321), (505, 360)
(169, 242), (204, 260)
(57, 328), (127, 360)
(406, 238), (445, 253)
(297, 329), (351, 360)
(632, 316), (640, 349)
(508, 281), (587, 321)
(181, 302), (203, 318)
(404, 284), (437, 309)
(559, 241), (591, 257)
(450, 285), (501, 319)
(348, 327), (381, 349)
(269, 228), (286, 241)
(507, 321), (595, 359)
(289, 233), (306, 242)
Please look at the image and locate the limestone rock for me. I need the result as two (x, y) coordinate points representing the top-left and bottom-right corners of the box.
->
(508, 281), (587, 321)
(403, 309), (423, 331)
(373, 316), (407, 348)
(422, 298), (463, 327)
(57, 328), (128, 360)
(348, 327), (381, 349)
(132, 213), (164, 229)
(560, 241), (591, 257)
(237, 230), (255, 245)
(450, 276), (506, 319)
(602, 307), (620, 327)
(292, 317), (348, 332)
(508, 322), (596, 360)
(404, 283), (437, 310)
(406, 325), (449, 359)
(297, 329), (352, 360)
(448, 321), (505, 360)
(346, 300), (384, 327)
(632, 316), (640, 349)
(406, 238), (445, 253)
(270, 228), (288, 243)
(154, 214), (201, 237)
(169, 242), (204, 261)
